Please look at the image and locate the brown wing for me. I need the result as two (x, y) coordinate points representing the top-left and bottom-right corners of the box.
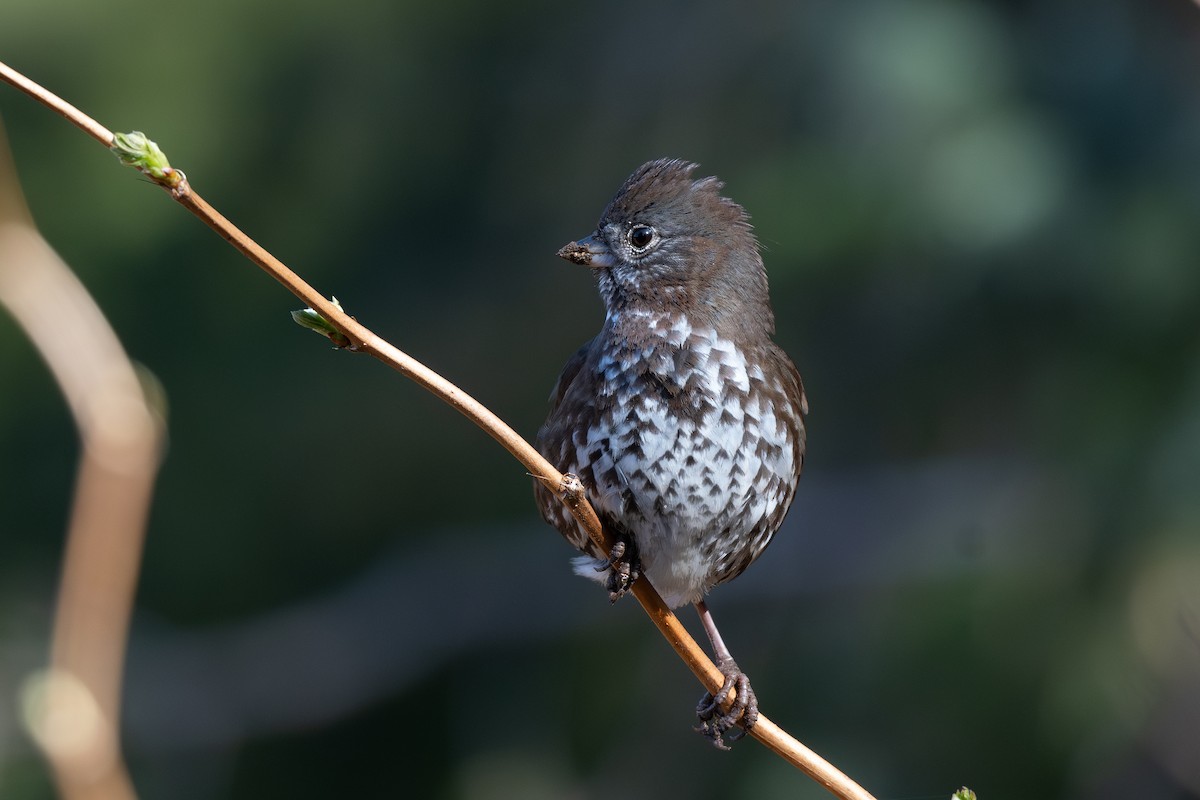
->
(546, 337), (595, 411)
(780, 344), (808, 472)
(532, 338), (604, 556)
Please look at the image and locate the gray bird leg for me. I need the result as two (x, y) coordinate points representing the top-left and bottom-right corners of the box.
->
(693, 599), (759, 749)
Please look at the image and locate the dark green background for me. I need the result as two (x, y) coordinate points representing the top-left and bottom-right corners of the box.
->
(2, 1), (1199, 798)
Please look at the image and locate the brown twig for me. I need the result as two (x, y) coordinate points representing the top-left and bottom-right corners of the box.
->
(0, 120), (162, 800)
(0, 59), (877, 800)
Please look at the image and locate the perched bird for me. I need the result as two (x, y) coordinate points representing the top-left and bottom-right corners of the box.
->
(534, 158), (807, 747)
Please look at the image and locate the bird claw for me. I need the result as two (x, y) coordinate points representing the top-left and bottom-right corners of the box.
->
(694, 658), (758, 750)
(597, 537), (640, 603)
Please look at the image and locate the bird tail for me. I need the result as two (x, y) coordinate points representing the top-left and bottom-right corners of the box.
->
(571, 555), (612, 586)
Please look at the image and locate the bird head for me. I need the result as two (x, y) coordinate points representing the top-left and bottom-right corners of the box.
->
(556, 159), (773, 336)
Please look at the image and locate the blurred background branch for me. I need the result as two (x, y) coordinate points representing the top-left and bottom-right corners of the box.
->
(0, 120), (163, 799)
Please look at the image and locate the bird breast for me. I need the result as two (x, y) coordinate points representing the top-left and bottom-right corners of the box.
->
(574, 310), (798, 606)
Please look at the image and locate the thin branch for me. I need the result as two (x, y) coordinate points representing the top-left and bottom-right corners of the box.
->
(0, 60), (877, 800)
(0, 120), (162, 800)
(0, 62), (111, 146)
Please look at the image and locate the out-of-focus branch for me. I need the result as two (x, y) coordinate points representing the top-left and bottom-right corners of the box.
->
(0, 60), (876, 800)
(0, 121), (163, 800)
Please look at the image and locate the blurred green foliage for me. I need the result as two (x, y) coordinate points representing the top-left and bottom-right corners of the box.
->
(2, 0), (1199, 798)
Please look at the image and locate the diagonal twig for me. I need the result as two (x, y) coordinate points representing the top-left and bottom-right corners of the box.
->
(0, 58), (877, 800)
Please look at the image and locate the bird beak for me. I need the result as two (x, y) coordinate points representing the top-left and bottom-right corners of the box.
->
(556, 233), (614, 268)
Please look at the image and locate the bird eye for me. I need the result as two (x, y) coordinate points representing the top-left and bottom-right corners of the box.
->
(629, 224), (656, 251)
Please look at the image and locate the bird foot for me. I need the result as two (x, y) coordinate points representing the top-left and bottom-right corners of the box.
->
(596, 536), (640, 603)
(694, 657), (759, 750)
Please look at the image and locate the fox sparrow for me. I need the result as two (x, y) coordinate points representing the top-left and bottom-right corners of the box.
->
(533, 159), (807, 748)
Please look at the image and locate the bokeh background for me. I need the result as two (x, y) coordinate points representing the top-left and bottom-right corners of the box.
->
(3, 0), (1200, 798)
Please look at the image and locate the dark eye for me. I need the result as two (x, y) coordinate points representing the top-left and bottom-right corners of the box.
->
(629, 224), (656, 250)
